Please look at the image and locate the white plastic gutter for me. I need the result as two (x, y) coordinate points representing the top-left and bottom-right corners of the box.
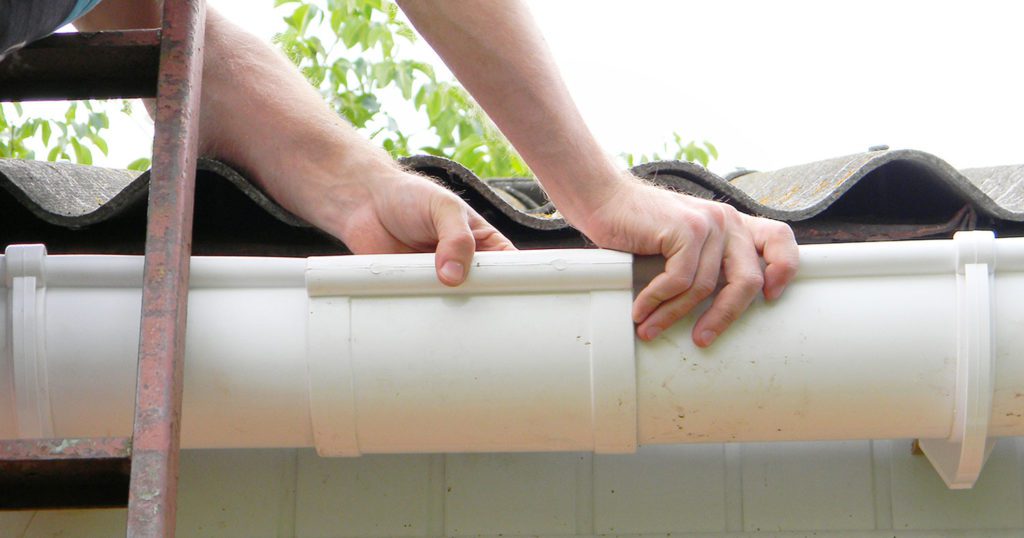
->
(1, 231), (1022, 489)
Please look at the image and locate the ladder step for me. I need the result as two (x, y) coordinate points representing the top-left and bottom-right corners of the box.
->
(0, 30), (160, 101)
(0, 437), (132, 509)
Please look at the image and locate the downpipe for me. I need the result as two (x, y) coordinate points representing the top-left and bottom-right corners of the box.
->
(1, 231), (1021, 489)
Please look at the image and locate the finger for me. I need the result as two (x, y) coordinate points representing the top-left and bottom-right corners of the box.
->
(431, 197), (477, 287)
(692, 229), (764, 347)
(469, 213), (517, 251)
(747, 217), (799, 300)
(636, 225), (724, 341)
(632, 223), (708, 325)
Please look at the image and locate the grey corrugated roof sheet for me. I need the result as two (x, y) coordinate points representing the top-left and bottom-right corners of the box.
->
(1, 149), (1022, 255)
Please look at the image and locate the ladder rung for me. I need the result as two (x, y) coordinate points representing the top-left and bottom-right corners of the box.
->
(0, 437), (132, 509)
(0, 30), (160, 101)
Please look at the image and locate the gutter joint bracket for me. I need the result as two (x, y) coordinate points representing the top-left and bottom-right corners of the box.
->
(919, 231), (997, 489)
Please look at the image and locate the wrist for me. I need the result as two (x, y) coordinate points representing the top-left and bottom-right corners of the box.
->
(303, 149), (405, 236)
(534, 158), (634, 232)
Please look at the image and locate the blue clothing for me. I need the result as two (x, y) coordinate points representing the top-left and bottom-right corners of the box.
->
(0, 0), (104, 58)
(60, 0), (104, 27)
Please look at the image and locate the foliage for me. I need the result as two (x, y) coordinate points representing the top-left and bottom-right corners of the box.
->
(274, 0), (717, 178)
(1, 101), (100, 165)
(0, 100), (151, 171)
(273, 0), (532, 178)
(3, 1), (713, 177)
(621, 134), (718, 169)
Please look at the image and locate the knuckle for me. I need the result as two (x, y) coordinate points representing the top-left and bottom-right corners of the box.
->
(739, 271), (765, 291)
(690, 279), (716, 300)
(771, 221), (797, 241)
(448, 226), (476, 248)
(705, 204), (728, 228)
(681, 212), (709, 238)
(714, 305), (740, 327)
(720, 203), (741, 222)
(679, 216), (704, 238)
(453, 230), (476, 248)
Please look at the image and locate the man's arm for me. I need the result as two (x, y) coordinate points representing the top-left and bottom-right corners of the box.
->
(396, 0), (799, 346)
(75, 1), (514, 286)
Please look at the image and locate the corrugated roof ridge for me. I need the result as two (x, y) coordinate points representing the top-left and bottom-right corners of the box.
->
(1, 149), (1023, 232)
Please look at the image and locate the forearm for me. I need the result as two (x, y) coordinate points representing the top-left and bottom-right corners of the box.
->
(396, 0), (624, 227)
(191, 8), (402, 211)
(75, 0), (519, 286)
(75, 2), (400, 213)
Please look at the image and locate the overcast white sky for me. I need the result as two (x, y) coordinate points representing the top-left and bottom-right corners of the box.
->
(54, 0), (1024, 175)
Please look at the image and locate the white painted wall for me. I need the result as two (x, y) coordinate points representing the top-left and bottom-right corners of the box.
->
(3, 439), (1023, 537)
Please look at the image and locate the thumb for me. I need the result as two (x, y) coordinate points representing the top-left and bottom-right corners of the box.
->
(432, 196), (477, 286)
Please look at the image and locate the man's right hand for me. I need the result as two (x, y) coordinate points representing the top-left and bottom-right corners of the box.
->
(576, 177), (800, 347)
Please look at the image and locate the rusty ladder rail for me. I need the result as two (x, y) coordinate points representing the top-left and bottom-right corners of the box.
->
(0, 1), (205, 535)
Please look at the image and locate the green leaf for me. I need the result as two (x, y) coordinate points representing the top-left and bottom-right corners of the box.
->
(88, 112), (109, 130)
(395, 22), (416, 42)
(685, 145), (709, 167)
(371, 60), (396, 86)
(41, 121), (51, 146)
(365, 23), (385, 51)
(426, 87), (443, 118)
(127, 157), (152, 171)
(88, 132), (109, 156)
(395, 63), (413, 99)
(330, 8), (344, 34)
(47, 145), (62, 162)
(409, 60), (435, 80)
(413, 85), (428, 109)
(22, 120), (38, 137)
(339, 17), (365, 48)
(378, 29), (394, 57)
(302, 65), (326, 87)
(64, 102), (77, 122)
(352, 58), (368, 80)
(357, 93), (380, 114)
(704, 140), (719, 159)
(285, 4), (308, 32)
(353, 19), (371, 49)
(70, 137), (93, 165)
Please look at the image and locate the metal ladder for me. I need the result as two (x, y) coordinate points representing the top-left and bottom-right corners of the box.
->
(0, 0), (206, 535)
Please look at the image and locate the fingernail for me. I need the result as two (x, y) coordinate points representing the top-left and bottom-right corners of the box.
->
(700, 329), (717, 346)
(644, 326), (662, 340)
(440, 261), (464, 283)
